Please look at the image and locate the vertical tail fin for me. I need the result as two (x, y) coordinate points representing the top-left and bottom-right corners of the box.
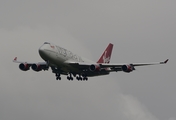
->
(97, 43), (113, 63)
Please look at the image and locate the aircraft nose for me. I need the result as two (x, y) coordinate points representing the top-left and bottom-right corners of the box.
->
(39, 46), (44, 54)
(39, 44), (48, 57)
(38, 42), (52, 60)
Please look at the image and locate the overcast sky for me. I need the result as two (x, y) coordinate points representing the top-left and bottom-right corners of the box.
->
(0, 1), (176, 120)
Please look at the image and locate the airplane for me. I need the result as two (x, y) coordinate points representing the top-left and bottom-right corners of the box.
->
(13, 42), (168, 81)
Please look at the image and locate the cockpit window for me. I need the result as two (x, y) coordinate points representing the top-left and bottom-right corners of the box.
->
(44, 42), (50, 44)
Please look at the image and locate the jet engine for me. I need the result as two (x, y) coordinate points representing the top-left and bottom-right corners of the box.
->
(19, 63), (30, 71)
(31, 64), (42, 72)
(89, 64), (101, 71)
(121, 64), (135, 73)
(32, 63), (49, 72)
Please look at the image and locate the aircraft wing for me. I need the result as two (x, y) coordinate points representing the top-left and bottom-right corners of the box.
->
(100, 59), (169, 68)
(13, 57), (49, 71)
(13, 57), (33, 64)
(66, 59), (169, 72)
(66, 61), (91, 69)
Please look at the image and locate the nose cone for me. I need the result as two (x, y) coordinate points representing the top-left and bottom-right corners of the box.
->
(38, 44), (49, 60)
(39, 46), (45, 55)
(39, 42), (49, 53)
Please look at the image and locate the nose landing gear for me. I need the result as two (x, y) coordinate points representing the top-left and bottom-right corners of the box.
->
(56, 73), (61, 80)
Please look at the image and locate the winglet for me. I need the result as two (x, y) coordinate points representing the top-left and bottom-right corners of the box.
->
(164, 59), (169, 64)
(160, 59), (169, 64)
(13, 57), (20, 63)
(13, 57), (17, 62)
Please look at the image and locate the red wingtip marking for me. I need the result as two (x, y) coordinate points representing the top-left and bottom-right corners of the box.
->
(164, 59), (169, 64)
(14, 57), (17, 61)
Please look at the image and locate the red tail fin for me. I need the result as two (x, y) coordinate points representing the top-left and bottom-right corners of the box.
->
(97, 43), (113, 63)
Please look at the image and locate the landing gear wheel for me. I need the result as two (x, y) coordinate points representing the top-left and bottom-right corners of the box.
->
(67, 76), (70, 80)
(82, 77), (88, 81)
(56, 73), (61, 80)
(67, 73), (74, 81)
(56, 76), (61, 80)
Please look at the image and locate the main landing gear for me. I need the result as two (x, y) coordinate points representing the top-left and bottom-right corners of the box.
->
(67, 73), (73, 80)
(76, 75), (88, 81)
(55, 73), (88, 81)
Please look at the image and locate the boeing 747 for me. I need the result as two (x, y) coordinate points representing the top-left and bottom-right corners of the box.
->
(13, 42), (168, 81)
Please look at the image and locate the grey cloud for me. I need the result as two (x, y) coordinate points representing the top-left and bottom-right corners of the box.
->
(0, 1), (176, 120)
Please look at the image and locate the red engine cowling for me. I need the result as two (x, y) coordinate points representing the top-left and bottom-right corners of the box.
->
(31, 64), (42, 72)
(121, 64), (135, 73)
(89, 64), (101, 71)
(19, 63), (30, 71)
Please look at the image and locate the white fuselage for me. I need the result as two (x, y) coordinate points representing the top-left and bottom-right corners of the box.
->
(38, 42), (99, 75)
